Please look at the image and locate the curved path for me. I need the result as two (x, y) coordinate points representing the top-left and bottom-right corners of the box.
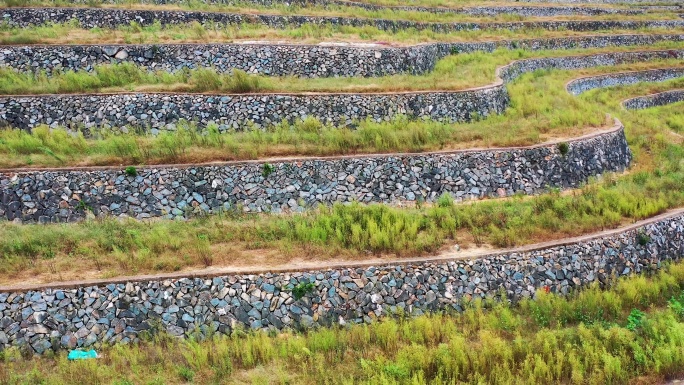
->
(1, 48), (682, 133)
(3, 33), (684, 76)
(4, 7), (684, 33)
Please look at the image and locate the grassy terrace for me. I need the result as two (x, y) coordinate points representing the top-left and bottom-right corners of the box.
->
(5, 259), (684, 384)
(2, 21), (682, 45)
(2, 0), (684, 382)
(0, 58), (683, 284)
(3, 44), (684, 94)
(1, 47), (683, 168)
(2, 1), (681, 23)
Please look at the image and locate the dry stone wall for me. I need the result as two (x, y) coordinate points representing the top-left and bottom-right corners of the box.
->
(0, 209), (681, 354)
(0, 88), (510, 133)
(567, 68), (684, 95)
(326, 2), (645, 16)
(0, 126), (630, 223)
(3, 34), (684, 77)
(3, 7), (683, 32)
(623, 89), (684, 109)
(1, 49), (682, 134)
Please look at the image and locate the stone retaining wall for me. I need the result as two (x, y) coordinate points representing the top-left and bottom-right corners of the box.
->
(1, 49), (682, 134)
(4, 34), (684, 77)
(567, 67), (684, 95)
(0, 208), (681, 353)
(3, 7), (683, 33)
(623, 89), (684, 109)
(516, 0), (681, 4)
(0, 88), (509, 133)
(0, 125), (630, 223)
(327, 2), (645, 16)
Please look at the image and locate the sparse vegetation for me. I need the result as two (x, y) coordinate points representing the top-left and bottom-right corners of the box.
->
(124, 165), (137, 177)
(291, 281), (316, 300)
(1, 157), (682, 284)
(261, 163), (275, 178)
(557, 141), (569, 156)
(637, 230), (652, 246)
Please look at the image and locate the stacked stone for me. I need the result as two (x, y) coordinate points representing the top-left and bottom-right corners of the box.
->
(0, 126), (630, 222)
(3, 7), (684, 32)
(3, 34), (684, 76)
(328, 2), (645, 16)
(567, 68), (684, 95)
(623, 89), (684, 109)
(0, 88), (509, 133)
(499, 49), (684, 82)
(1, 211), (681, 354)
(0, 43), (442, 77)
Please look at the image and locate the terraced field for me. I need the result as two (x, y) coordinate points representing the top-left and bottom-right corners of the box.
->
(0, 0), (684, 383)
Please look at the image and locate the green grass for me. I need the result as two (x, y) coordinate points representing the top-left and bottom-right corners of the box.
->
(5, 260), (684, 384)
(2, 45), (684, 96)
(2, 19), (681, 46)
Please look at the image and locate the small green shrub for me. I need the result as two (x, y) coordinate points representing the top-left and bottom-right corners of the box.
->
(636, 231), (651, 246)
(436, 193), (454, 208)
(196, 234), (212, 267)
(177, 366), (195, 382)
(626, 308), (645, 331)
(292, 282), (316, 300)
(226, 69), (261, 93)
(557, 142), (569, 156)
(668, 293), (684, 319)
(76, 200), (92, 213)
(383, 363), (410, 379)
(125, 166), (137, 177)
(262, 163), (275, 178)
